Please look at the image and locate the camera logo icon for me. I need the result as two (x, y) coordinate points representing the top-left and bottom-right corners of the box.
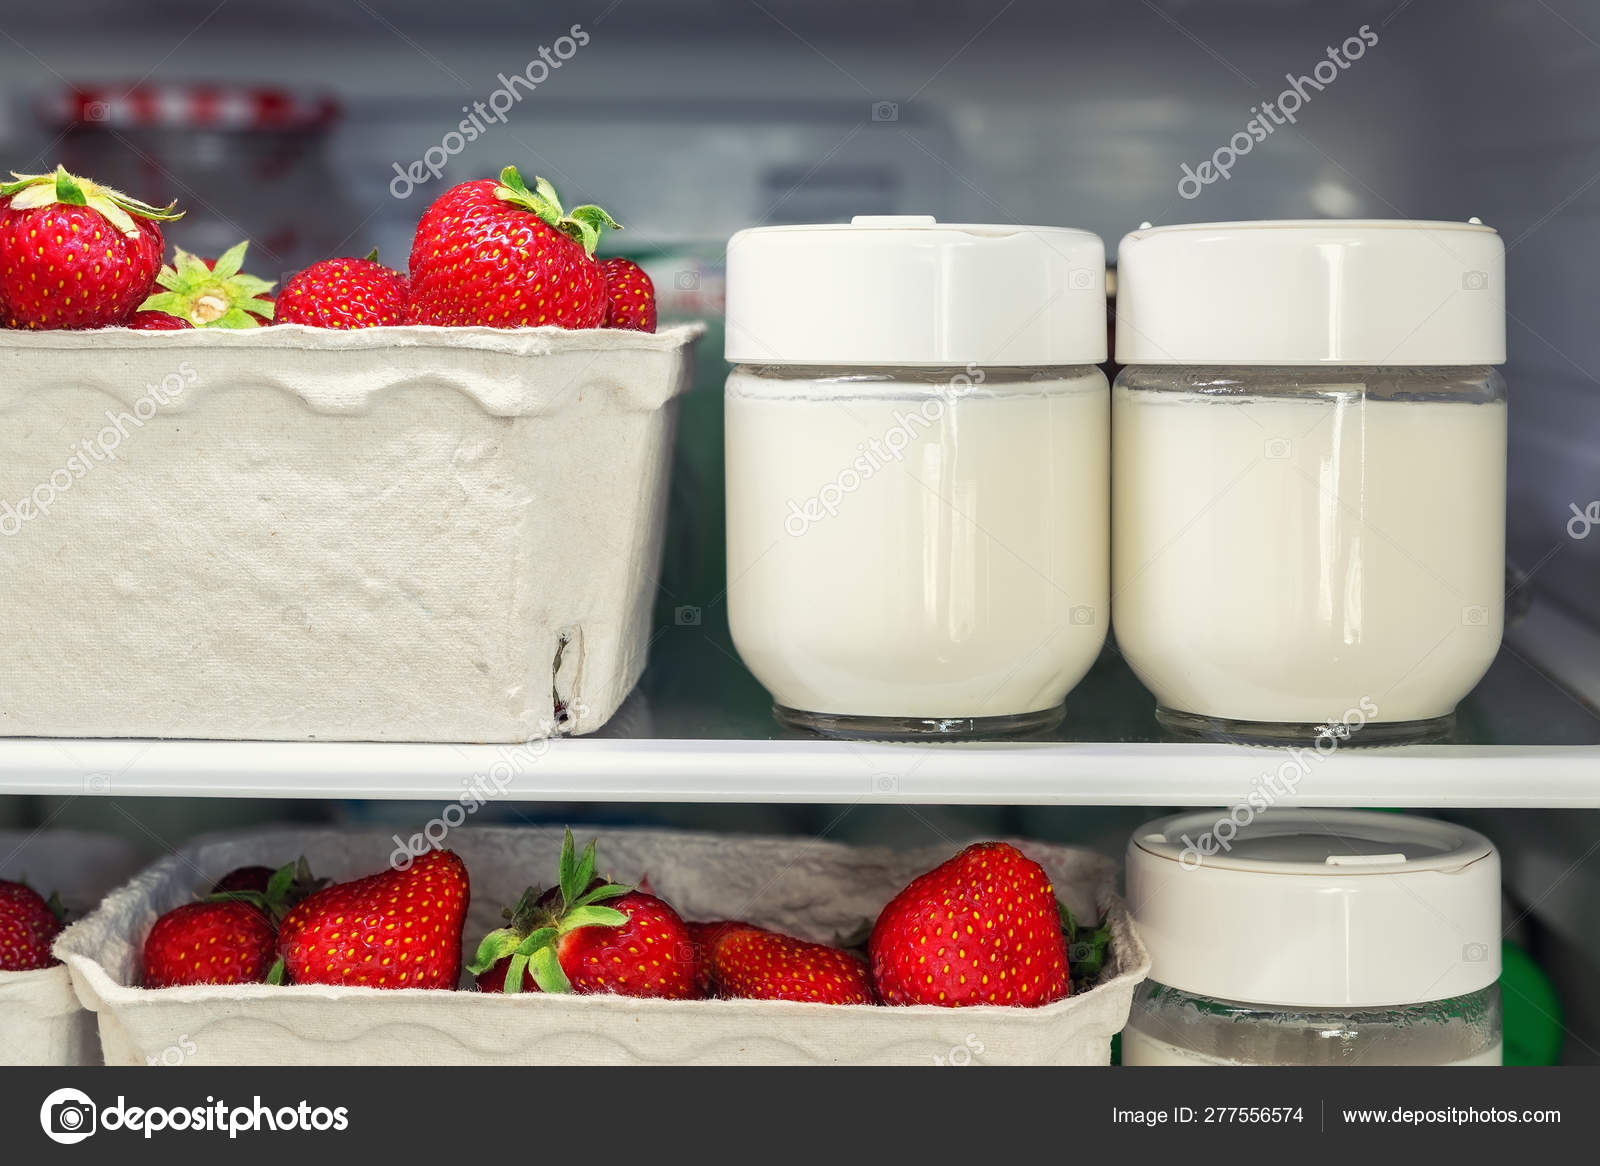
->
(674, 269), (700, 291)
(871, 100), (899, 122)
(1461, 605), (1488, 626)
(40, 1087), (97, 1145)
(1462, 270), (1489, 291)
(1069, 605), (1096, 626)
(1263, 437), (1292, 460)
(674, 605), (702, 627)
(1068, 267), (1097, 291)
(1462, 941), (1490, 963)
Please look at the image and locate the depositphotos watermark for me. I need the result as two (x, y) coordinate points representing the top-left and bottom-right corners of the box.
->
(784, 364), (984, 537)
(1177, 696), (1378, 870)
(39, 1087), (349, 1144)
(1178, 23), (1378, 199)
(390, 24), (590, 199)
(1, 362), (197, 536)
(1568, 500), (1599, 540)
(389, 711), (584, 870)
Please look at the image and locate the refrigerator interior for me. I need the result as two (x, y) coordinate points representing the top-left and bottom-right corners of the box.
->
(0, 0), (1595, 1064)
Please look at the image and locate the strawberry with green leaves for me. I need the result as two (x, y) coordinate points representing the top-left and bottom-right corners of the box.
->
(869, 842), (1070, 1007)
(142, 858), (325, 988)
(0, 165), (181, 329)
(406, 167), (618, 329)
(274, 849), (468, 990)
(471, 830), (699, 999)
(139, 240), (276, 328)
(0, 880), (66, 971)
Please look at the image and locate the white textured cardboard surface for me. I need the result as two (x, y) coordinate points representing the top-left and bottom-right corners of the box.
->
(0, 830), (146, 1065)
(57, 826), (1149, 1066)
(0, 324), (701, 741)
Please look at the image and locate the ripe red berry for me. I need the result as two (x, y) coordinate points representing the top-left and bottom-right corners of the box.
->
(707, 923), (875, 1005)
(124, 310), (193, 331)
(142, 900), (276, 988)
(0, 166), (179, 330)
(598, 257), (657, 332)
(0, 880), (64, 971)
(869, 842), (1070, 1007)
(406, 167), (618, 329)
(277, 255), (408, 328)
(472, 830), (698, 999)
(276, 849), (469, 990)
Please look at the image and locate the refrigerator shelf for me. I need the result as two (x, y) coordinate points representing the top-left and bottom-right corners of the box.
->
(0, 632), (1593, 807)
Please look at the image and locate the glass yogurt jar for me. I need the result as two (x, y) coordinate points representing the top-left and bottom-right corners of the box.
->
(1113, 221), (1508, 745)
(1124, 810), (1503, 1067)
(724, 217), (1109, 737)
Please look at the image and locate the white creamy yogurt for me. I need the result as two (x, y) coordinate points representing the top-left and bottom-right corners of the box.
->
(1111, 388), (1507, 726)
(726, 367), (1109, 723)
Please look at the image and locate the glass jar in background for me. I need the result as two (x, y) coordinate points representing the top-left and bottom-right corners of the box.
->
(1112, 220), (1508, 745)
(46, 85), (360, 279)
(724, 217), (1109, 738)
(1124, 810), (1504, 1067)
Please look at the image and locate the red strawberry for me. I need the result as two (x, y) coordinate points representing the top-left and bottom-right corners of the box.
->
(0, 880), (64, 971)
(869, 842), (1069, 1008)
(708, 924), (875, 1005)
(124, 310), (193, 330)
(275, 849), (468, 989)
(686, 919), (745, 996)
(406, 167), (618, 329)
(139, 241), (276, 327)
(597, 257), (656, 332)
(210, 866), (276, 896)
(0, 165), (180, 330)
(142, 900), (276, 987)
(277, 253), (407, 328)
(471, 830), (698, 999)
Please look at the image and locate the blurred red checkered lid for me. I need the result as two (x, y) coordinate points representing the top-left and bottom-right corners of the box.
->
(44, 85), (339, 130)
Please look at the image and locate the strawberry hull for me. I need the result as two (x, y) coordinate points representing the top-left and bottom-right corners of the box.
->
(0, 324), (701, 741)
(0, 830), (145, 1065)
(55, 826), (1149, 1066)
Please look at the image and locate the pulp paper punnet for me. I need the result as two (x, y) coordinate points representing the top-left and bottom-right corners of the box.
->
(57, 826), (1149, 1066)
(0, 830), (146, 1065)
(0, 324), (701, 742)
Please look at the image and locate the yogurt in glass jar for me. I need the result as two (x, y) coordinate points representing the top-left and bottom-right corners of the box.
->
(1124, 810), (1504, 1067)
(724, 217), (1109, 737)
(1112, 220), (1508, 745)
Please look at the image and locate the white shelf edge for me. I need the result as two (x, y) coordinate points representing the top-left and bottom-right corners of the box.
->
(0, 738), (1595, 807)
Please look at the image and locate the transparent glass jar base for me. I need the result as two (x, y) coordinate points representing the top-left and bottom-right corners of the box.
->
(774, 704), (1066, 741)
(1155, 706), (1455, 747)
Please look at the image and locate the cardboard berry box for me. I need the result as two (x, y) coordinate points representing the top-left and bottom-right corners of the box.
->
(55, 826), (1150, 1066)
(0, 830), (146, 1065)
(0, 323), (701, 741)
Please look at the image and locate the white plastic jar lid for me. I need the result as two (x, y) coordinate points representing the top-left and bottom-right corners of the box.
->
(725, 216), (1107, 366)
(1127, 809), (1500, 1009)
(1115, 219), (1506, 366)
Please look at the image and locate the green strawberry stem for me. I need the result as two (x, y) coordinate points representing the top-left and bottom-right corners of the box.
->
(1059, 901), (1112, 989)
(467, 828), (631, 993)
(140, 241), (276, 328)
(493, 166), (620, 257)
(266, 958), (287, 986)
(0, 165), (182, 239)
(208, 856), (325, 925)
